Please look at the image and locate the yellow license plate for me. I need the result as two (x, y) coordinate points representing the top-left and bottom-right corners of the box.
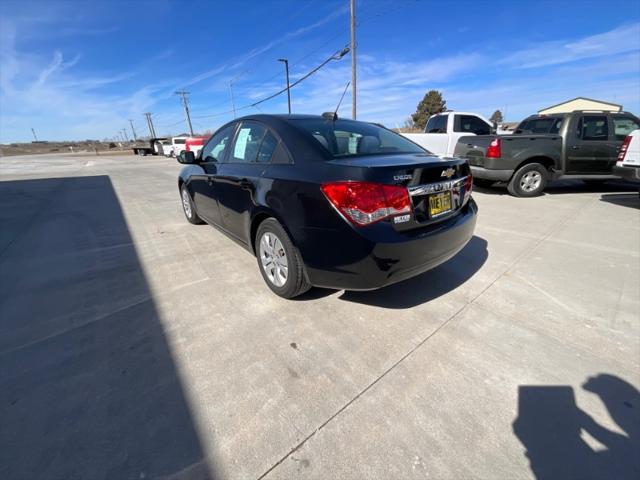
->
(428, 191), (453, 217)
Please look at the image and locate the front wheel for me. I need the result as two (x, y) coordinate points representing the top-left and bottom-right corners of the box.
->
(256, 219), (311, 299)
(507, 163), (548, 197)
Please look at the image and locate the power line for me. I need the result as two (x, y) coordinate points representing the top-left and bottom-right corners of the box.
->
(175, 90), (194, 136)
(193, 44), (349, 120)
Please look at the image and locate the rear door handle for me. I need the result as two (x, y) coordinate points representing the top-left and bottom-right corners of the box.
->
(239, 179), (252, 190)
(571, 146), (580, 150)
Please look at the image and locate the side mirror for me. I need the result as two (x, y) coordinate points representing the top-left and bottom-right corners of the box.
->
(178, 150), (196, 164)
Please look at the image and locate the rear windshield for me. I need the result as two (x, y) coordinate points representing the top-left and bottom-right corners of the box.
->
(290, 118), (425, 158)
(174, 139), (186, 144)
(515, 117), (564, 134)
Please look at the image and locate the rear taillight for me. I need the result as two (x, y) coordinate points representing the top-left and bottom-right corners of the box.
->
(321, 181), (411, 226)
(486, 138), (501, 158)
(618, 135), (632, 161)
(464, 174), (472, 203)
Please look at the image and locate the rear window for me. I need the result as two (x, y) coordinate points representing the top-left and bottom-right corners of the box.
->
(290, 118), (425, 158)
(174, 138), (186, 144)
(516, 117), (564, 134)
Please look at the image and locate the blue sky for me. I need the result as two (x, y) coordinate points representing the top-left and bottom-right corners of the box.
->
(1, 0), (639, 142)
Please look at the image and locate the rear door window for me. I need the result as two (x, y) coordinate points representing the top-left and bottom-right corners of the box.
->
(256, 131), (278, 163)
(612, 117), (639, 140)
(229, 121), (268, 163)
(425, 115), (447, 133)
(454, 115), (490, 135)
(577, 116), (609, 141)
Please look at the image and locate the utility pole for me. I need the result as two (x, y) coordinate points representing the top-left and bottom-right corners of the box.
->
(350, 0), (357, 119)
(278, 58), (291, 114)
(144, 112), (157, 138)
(128, 119), (137, 141)
(31, 128), (39, 142)
(175, 90), (194, 136)
(228, 81), (237, 119)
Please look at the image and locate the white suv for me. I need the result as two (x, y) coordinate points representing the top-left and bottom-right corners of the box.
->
(613, 129), (640, 182)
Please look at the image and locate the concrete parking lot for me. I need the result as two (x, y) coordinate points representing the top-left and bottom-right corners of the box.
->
(1, 153), (638, 480)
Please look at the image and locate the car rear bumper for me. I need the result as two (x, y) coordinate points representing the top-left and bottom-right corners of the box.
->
(470, 165), (512, 182)
(298, 199), (478, 290)
(613, 165), (640, 182)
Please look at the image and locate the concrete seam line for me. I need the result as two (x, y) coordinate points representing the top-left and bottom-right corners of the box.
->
(256, 300), (485, 480)
(0, 175), (73, 260)
(256, 198), (596, 479)
(0, 277), (210, 356)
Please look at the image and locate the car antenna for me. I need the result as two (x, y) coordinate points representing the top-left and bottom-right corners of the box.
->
(322, 81), (350, 122)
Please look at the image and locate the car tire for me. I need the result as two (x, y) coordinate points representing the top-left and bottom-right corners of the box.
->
(180, 185), (204, 224)
(256, 218), (311, 299)
(507, 163), (548, 197)
(473, 178), (495, 188)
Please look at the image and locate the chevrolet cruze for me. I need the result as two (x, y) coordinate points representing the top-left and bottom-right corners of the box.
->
(177, 114), (477, 298)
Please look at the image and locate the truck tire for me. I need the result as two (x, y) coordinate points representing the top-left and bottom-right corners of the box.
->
(507, 163), (548, 197)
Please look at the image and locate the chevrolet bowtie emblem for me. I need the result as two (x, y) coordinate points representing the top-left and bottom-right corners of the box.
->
(441, 168), (455, 178)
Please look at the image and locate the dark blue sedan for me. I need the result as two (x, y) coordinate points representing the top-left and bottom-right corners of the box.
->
(177, 114), (477, 298)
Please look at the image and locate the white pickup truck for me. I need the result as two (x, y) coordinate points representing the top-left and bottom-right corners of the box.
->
(402, 111), (504, 157)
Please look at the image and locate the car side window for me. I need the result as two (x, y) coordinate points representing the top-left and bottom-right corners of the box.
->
(612, 117), (639, 141)
(425, 115), (446, 133)
(257, 131), (278, 163)
(577, 116), (609, 141)
(202, 125), (236, 162)
(230, 121), (268, 163)
(455, 115), (490, 135)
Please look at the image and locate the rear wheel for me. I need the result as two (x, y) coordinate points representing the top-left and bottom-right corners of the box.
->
(180, 185), (204, 224)
(256, 218), (311, 299)
(473, 178), (495, 188)
(508, 163), (548, 197)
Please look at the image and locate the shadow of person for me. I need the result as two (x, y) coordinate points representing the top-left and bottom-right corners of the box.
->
(583, 374), (640, 475)
(513, 377), (639, 480)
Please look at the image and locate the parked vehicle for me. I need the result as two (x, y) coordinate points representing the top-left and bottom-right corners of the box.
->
(402, 111), (500, 157)
(613, 130), (640, 183)
(170, 136), (189, 157)
(177, 114), (477, 298)
(131, 137), (168, 156)
(453, 111), (640, 196)
(185, 135), (210, 157)
(161, 140), (173, 156)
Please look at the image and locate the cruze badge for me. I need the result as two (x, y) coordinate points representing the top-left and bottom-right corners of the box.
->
(393, 174), (412, 181)
(441, 168), (455, 178)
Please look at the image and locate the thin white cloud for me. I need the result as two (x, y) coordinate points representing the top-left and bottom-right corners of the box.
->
(501, 22), (640, 68)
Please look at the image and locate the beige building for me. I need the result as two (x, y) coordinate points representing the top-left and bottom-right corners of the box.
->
(538, 97), (622, 114)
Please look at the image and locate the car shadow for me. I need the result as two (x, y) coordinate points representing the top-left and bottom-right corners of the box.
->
(513, 374), (640, 480)
(338, 235), (488, 309)
(599, 192), (640, 209)
(0, 176), (216, 479)
(474, 180), (637, 197)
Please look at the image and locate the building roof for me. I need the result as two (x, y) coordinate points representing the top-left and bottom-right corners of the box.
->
(538, 97), (622, 113)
